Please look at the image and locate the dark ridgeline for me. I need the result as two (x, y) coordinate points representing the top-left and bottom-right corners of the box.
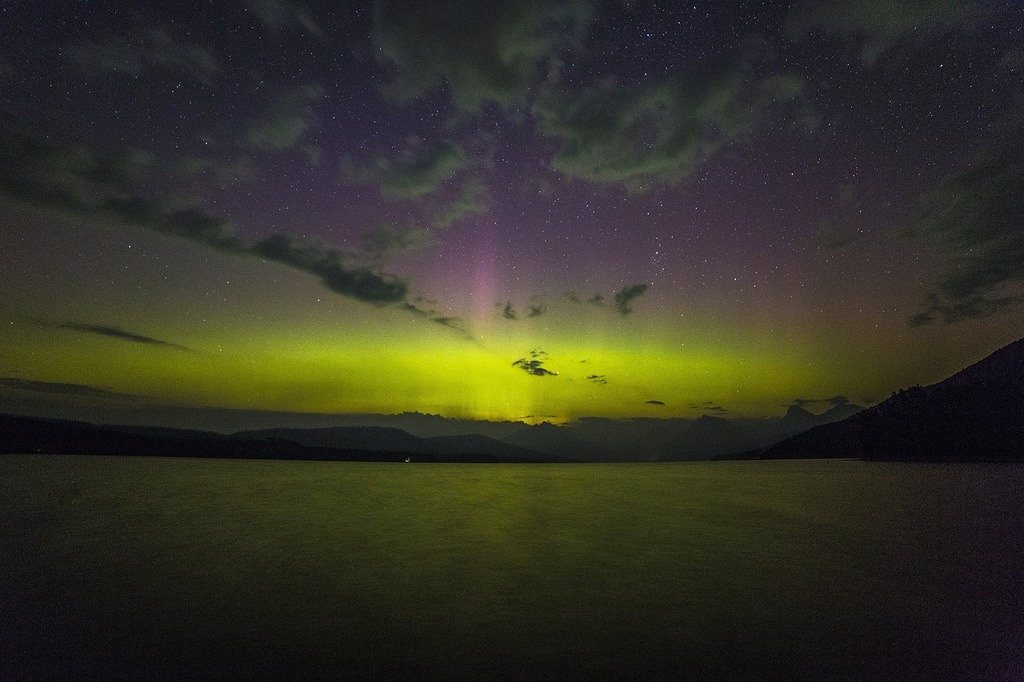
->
(760, 337), (1024, 461)
(236, 425), (565, 462)
(0, 414), (554, 463)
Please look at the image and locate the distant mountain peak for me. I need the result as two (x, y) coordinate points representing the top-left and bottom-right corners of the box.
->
(819, 402), (863, 422)
(761, 336), (1024, 462)
(781, 404), (817, 424)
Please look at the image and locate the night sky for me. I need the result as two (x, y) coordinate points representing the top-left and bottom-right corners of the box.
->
(1, 0), (1022, 426)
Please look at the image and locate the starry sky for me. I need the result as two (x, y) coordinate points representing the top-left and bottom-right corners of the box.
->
(1, 0), (1022, 427)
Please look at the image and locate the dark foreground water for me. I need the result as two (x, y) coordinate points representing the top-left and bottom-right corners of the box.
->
(2, 457), (1022, 681)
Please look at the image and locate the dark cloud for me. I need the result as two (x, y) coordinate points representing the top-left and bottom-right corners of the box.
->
(254, 234), (409, 304)
(430, 316), (463, 330)
(586, 374), (607, 385)
(398, 302), (475, 341)
(645, 400), (664, 406)
(534, 60), (804, 191)
(0, 377), (148, 402)
(431, 177), (488, 227)
(244, 84), (323, 153)
(0, 128), (147, 209)
(371, 0), (594, 111)
(512, 350), (557, 376)
(909, 295), (1018, 327)
(103, 197), (246, 252)
(613, 283), (649, 315)
(567, 291), (610, 307)
(499, 297), (546, 320)
(908, 106), (1024, 324)
(0, 128), (420, 310)
(510, 287), (643, 318)
(0, 122), (224, 235)
(513, 359), (558, 376)
(67, 25), (220, 82)
(0, 132), (246, 253)
(245, 0), (321, 37)
(690, 401), (727, 413)
(343, 140), (467, 199)
(57, 323), (191, 351)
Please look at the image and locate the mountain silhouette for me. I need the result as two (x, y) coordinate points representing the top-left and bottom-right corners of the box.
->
(236, 426), (428, 453)
(760, 337), (1024, 461)
(710, 404), (864, 460)
(818, 403), (863, 423)
(423, 433), (572, 462)
(780, 405), (818, 430)
(237, 425), (557, 462)
(0, 414), (413, 461)
(502, 422), (614, 461)
(0, 414), (553, 463)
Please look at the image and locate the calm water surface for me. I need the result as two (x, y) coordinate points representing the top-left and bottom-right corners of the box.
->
(2, 456), (1023, 680)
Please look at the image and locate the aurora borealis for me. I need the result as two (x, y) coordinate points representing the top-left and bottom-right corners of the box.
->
(1, 0), (1022, 428)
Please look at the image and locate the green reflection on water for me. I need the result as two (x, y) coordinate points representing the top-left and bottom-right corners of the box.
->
(2, 457), (1023, 679)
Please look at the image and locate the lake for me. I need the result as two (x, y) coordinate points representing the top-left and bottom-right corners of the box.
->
(2, 456), (1022, 680)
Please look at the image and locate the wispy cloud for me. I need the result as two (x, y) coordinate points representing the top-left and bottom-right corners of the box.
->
(431, 177), (488, 227)
(786, 0), (974, 64)
(178, 156), (257, 185)
(0, 377), (149, 402)
(371, 0), (594, 111)
(908, 103), (1024, 325)
(398, 301), (475, 341)
(245, 0), (322, 38)
(244, 83), (323, 153)
(56, 323), (192, 351)
(690, 401), (728, 414)
(67, 25), (221, 83)
(534, 60), (804, 192)
(342, 139), (467, 199)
